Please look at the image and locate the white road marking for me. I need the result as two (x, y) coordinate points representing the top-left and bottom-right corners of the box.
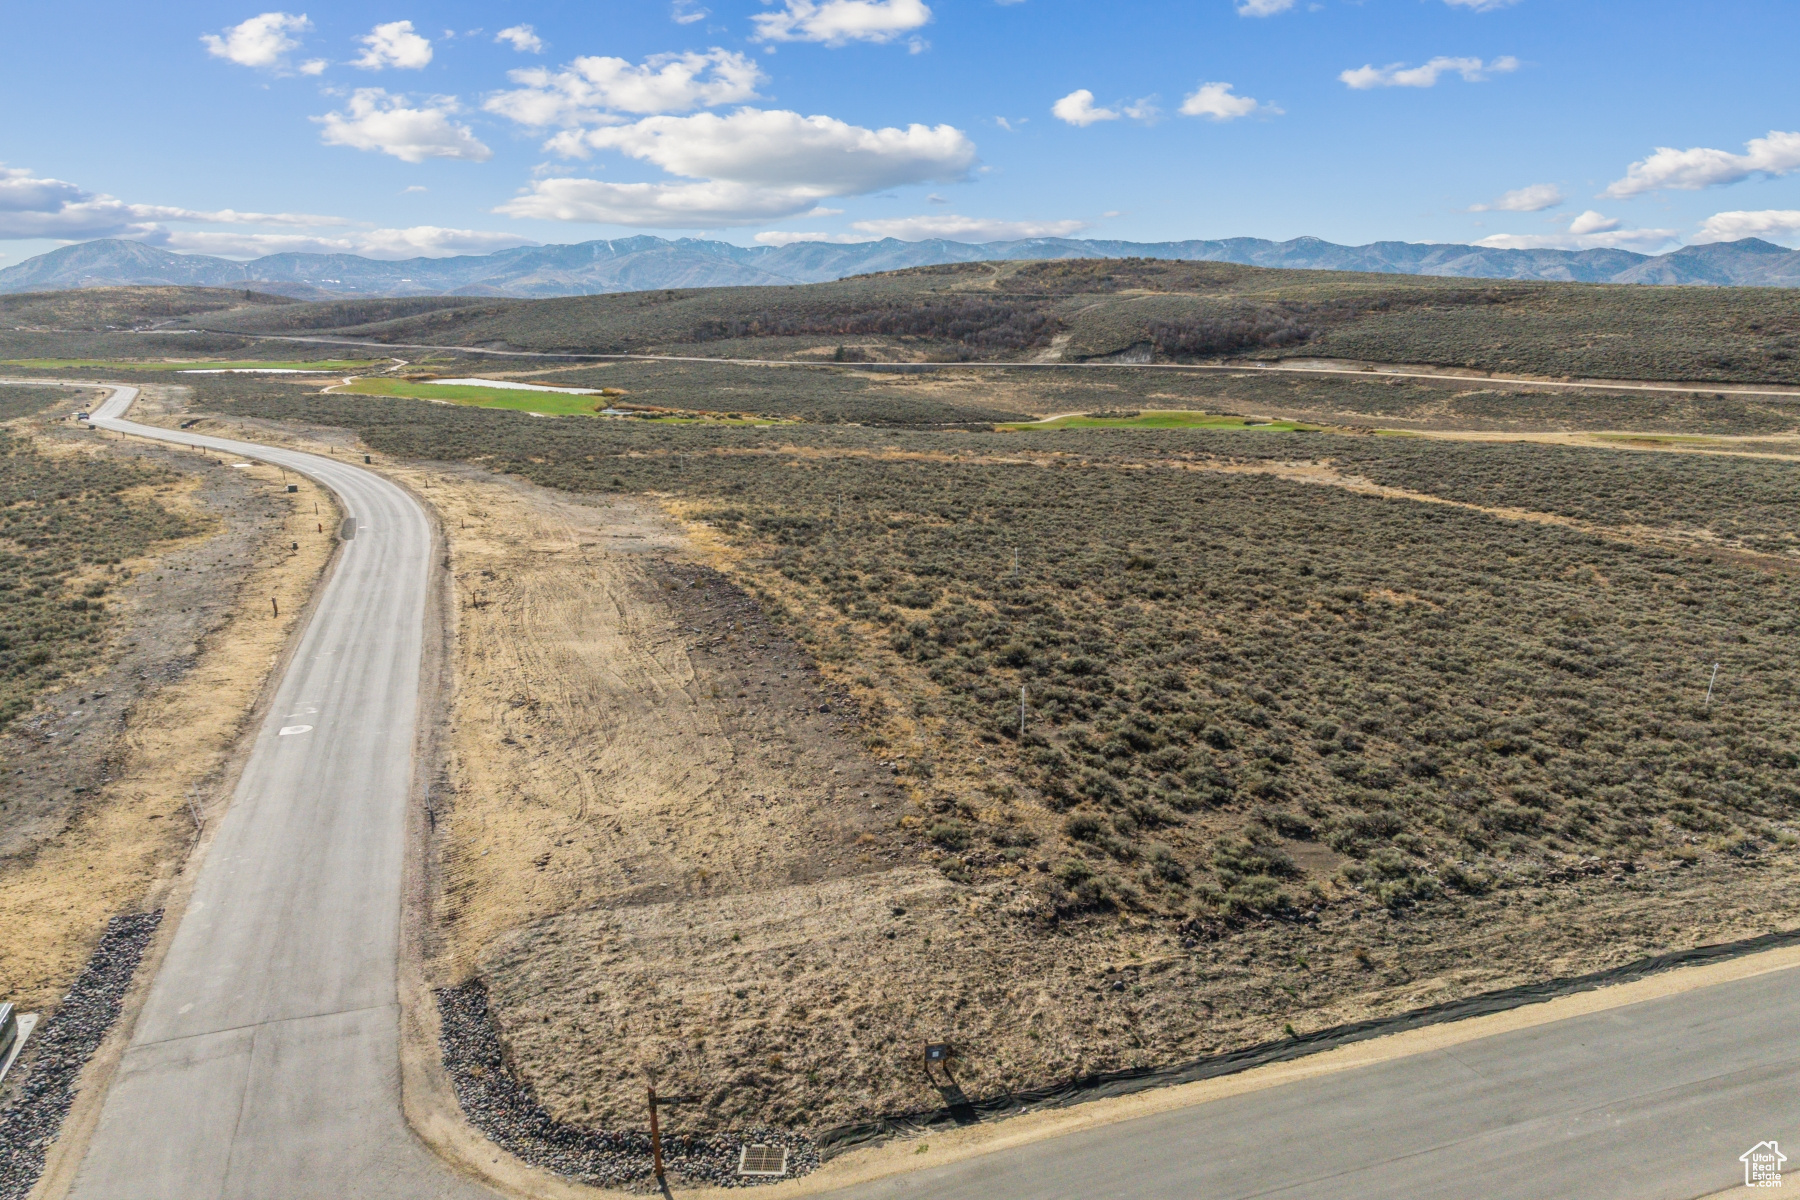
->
(278, 725), (313, 736)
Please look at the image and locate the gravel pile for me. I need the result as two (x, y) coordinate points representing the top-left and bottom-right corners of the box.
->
(0, 911), (162, 1200)
(437, 982), (817, 1190)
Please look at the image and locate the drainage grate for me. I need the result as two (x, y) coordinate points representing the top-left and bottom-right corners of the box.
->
(738, 1144), (789, 1177)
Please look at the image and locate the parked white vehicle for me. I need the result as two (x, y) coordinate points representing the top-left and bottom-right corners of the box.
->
(0, 1001), (36, 1085)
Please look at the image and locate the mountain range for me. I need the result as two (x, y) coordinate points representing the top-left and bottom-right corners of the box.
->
(3, 234), (1798, 299)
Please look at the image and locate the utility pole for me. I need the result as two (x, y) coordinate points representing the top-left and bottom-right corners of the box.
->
(1705, 662), (1721, 707)
(647, 1085), (691, 1185)
(648, 1085), (665, 1183)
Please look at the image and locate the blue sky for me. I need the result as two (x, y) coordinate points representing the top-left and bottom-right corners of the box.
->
(2, 0), (1797, 262)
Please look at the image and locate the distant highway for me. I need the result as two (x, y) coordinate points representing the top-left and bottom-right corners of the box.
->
(170, 328), (1800, 401)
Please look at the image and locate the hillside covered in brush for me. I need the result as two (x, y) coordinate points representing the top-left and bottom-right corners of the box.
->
(184, 258), (1800, 386)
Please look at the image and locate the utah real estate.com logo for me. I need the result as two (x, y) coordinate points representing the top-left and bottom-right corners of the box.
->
(1743, 1141), (1787, 1188)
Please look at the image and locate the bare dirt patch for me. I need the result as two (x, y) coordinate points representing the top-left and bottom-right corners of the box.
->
(417, 477), (905, 978)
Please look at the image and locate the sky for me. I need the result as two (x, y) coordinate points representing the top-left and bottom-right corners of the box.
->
(1, 0), (1797, 263)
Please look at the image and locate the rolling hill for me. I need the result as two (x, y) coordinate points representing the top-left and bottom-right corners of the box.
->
(190, 256), (1800, 387)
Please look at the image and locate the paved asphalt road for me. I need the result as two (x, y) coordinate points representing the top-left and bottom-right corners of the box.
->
(827, 961), (1799, 1200)
(63, 386), (492, 1199)
(9, 382), (1791, 1200)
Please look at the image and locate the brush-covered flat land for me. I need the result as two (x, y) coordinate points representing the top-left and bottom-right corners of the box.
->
(190, 364), (1800, 1141)
(0, 393), (198, 728)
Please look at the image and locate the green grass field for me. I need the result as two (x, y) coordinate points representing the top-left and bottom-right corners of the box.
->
(335, 376), (789, 422)
(0, 358), (384, 373)
(996, 410), (1318, 432)
(331, 376), (604, 414)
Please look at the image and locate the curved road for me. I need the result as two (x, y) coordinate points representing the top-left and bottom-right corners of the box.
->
(66, 386), (492, 1199)
(10, 382), (1792, 1199)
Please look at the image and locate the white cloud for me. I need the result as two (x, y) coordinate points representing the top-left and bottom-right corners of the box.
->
(1604, 130), (1800, 198)
(354, 20), (433, 70)
(552, 108), (976, 193)
(753, 230), (867, 245)
(1443, 0), (1521, 8)
(0, 166), (346, 240)
(0, 165), (536, 260)
(1695, 209), (1800, 244)
(1340, 55), (1518, 89)
(299, 58), (328, 75)
(147, 207), (347, 226)
(1237, 0), (1295, 14)
(1470, 208), (1682, 252)
(163, 226), (536, 258)
(672, 0), (710, 22)
(495, 24), (544, 53)
(752, 0), (931, 45)
(1469, 182), (1564, 212)
(484, 50), (762, 126)
(1566, 210), (1619, 235)
(201, 11), (311, 69)
(1052, 90), (1118, 126)
(315, 89), (492, 162)
(1474, 224), (1677, 251)
(0, 170), (157, 239)
(1179, 82), (1272, 121)
(505, 102), (973, 228)
(497, 178), (836, 227)
(849, 214), (1086, 241)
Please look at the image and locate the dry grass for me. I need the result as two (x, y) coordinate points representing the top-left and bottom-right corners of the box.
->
(0, 398), (337, 1011)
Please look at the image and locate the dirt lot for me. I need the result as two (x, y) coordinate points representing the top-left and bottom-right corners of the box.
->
(403, 474), (908, 1102)
(0, 387), (338, 1016)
